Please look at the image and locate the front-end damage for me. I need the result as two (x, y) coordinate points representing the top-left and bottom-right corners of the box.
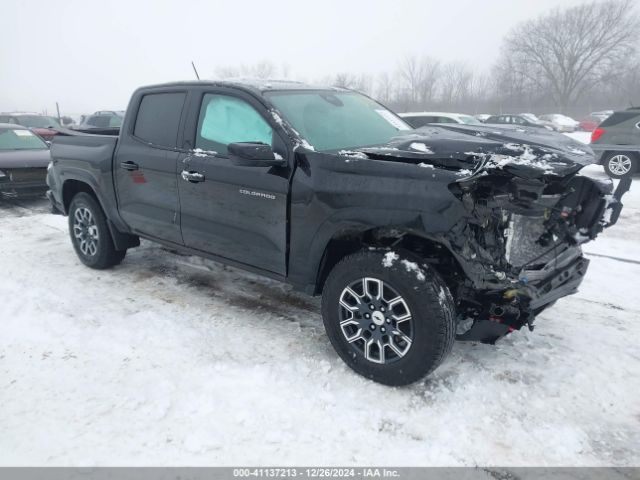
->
(439, 143), (629, 342)
(351, 125), (631, 343)
(445, 162), (629, 343)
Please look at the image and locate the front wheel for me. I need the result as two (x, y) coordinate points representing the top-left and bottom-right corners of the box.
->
(68, 192), (126, 269)
(603, 152), (637, 178)
(321, 250), (456, 386)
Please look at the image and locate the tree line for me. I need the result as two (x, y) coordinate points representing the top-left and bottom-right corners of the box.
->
(213, 0), (640, 118)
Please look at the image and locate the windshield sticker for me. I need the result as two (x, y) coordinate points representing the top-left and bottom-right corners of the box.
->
(375, 109), (411, 130)
(14, 130), (34, 137)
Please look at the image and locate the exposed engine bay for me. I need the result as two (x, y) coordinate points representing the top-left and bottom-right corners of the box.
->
(349, 124), (631, 343)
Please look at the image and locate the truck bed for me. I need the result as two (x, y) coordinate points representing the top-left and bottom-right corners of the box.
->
(50, 133), (118, 169)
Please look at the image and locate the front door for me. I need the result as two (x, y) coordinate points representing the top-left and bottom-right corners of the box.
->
(114, 91), (186, 244)
(177, 91), (290, 275)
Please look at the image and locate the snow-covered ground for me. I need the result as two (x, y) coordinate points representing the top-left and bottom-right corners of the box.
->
(564, 131), (592, 145)
(1, 157), (639, 466)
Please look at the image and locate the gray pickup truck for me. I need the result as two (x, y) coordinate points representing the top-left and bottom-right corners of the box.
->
(591, 107), (640, 178)
(46, 79), (630, 385)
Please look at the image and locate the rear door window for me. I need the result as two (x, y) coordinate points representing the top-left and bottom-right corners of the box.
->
(133, 92), (186, 148)
(600, 111), (640, 128)
(195, 93), (272, 155)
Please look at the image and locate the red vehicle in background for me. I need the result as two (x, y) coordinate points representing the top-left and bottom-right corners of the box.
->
(579, 111), (613, 132)
(578, 115), (601, 132)
(0, 113), (61, 141)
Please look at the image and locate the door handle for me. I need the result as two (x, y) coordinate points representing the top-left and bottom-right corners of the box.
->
(181, 170), (205, 183)
(120, 161), (139, 171)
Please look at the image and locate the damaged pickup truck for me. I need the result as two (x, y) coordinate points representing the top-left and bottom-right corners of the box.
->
(46, 80), (629, 385)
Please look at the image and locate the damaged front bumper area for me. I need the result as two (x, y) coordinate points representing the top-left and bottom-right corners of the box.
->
(446, 161), (630, 344)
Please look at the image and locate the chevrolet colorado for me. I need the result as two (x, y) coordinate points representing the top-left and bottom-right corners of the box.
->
(47, 80), (629, 385)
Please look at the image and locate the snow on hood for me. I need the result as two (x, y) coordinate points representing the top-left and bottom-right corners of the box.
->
(352, 124), (594, 178)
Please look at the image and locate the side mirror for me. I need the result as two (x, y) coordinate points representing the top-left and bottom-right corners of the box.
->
(227, 142), (286, 167)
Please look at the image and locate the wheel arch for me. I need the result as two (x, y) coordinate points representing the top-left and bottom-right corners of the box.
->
(313, 226), (465, 297)
(62, 178), (99, 214)
(63, 179), (139, 251)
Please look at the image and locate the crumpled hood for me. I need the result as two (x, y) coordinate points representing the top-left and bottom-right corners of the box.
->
(351, 124), (594, 178)
(0, 149), (51, 169)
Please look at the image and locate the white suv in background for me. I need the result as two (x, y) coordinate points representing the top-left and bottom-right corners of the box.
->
(539, 114), (580, 133)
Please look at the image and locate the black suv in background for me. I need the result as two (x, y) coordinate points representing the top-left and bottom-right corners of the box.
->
(591, 108), (640, 178)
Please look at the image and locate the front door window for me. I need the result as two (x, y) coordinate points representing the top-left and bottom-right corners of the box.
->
(196, 94), (272, 155)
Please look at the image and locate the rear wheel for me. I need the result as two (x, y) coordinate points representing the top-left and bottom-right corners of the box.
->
(321, 250), (455, 386)
(603, 152), (637, 178)
(68, 192), (126, 269)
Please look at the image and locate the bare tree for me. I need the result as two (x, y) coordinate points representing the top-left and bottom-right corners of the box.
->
(214, 61), (277, 79)
(439, 62), (474, 107)
(333, 73), (357, 89)
(376, 72), (394, 104)
(214, 65), (241, 79)
(397, 55), (423, 105)
(396, 55), (442, 109)
(499, 0), (640, 111)
(416, 57), (440, 106)
(353, 73), (374, 95)
(596, 58), (640, 108)
(251, 61), (276, 79)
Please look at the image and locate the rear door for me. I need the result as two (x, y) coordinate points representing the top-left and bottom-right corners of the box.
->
(177, 88), (291, 275)
(114, 90), (187, 244)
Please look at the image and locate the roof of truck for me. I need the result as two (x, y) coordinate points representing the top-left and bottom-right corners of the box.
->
(139, 78), (343, 94)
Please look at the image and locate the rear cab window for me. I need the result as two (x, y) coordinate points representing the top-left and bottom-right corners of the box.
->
(133, 92), (186, 148)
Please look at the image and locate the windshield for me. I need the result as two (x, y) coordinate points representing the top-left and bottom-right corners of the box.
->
(14, 115), (60, 128)
(0, 128), (48, 150)
(459, 115), (482, 125)
(521, 113), (538, 122)
(265, 90), (411, 151)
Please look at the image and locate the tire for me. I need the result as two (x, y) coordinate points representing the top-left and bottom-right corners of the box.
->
(603, 152), (637, 179)
(68, 192), (126, 269)
(321, 250), (456, 386)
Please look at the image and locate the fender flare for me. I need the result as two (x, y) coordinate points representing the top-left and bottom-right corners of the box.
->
(61, 175), (139, 251)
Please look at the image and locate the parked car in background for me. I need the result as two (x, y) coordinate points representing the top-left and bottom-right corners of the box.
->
(484, 114), (553, 130)
(75, 110), (125, 130)
(399, 112), (483, 128)
(0, 113), (61, 141)
(539, 114), (579, 133)
(0, 123), (51, 196)
(578, 115), (602, 132)
(474, 114), (492, 123)
(590, 107), (640, 178)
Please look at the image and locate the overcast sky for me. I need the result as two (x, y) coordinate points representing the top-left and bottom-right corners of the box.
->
(0, 0), (597, 116)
